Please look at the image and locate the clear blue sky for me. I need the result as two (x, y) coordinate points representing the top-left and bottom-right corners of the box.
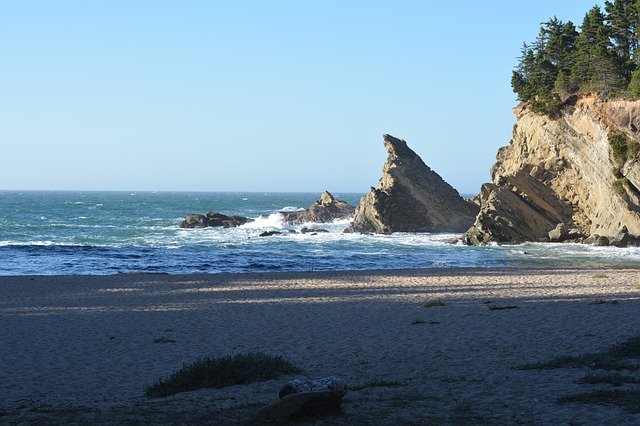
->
(0, 1), (601, 193)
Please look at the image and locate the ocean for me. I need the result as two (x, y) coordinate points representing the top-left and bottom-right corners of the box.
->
(1, 191), (640, 275)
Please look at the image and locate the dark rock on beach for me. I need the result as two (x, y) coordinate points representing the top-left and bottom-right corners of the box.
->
(255, 377), (347, 422)
(345, 134), (478, 234)
(281, 191), (355, 224)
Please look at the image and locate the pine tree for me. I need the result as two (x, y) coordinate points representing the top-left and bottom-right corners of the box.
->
(512, 2), (640, 109)
(572, 6), (626, 95)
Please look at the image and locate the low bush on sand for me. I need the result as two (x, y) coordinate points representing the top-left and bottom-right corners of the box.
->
(518, 336), (640, 371)
(424, 300), (447, 308)
(145, 352), (302, 398)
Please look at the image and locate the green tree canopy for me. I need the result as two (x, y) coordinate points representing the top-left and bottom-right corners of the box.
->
(512, 0), (640, 114)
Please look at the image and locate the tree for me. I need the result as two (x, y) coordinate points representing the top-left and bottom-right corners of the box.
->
(571, 6), (626, 95)
(512, 3), (640, 109)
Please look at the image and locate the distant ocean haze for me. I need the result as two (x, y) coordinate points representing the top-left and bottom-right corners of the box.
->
(0, 191), (639, 275)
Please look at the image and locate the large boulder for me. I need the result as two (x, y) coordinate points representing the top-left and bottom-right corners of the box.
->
(180, 211), (252, 228)
(254, 377), (347, 422)
(205, 211), (252, 227)
(179, 214), (209, 229)
(281, 191), (355, 224)
(610, 226), (640, 247)
(345, 134), (478, 234)
(465, 95), (640, 245)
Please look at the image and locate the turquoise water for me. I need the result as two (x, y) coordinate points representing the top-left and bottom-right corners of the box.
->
(1, 191), (640, 275)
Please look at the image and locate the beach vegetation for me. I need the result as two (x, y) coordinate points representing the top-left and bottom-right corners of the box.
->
(145, 352), (302, 398)
(349, 379), (403, 391)
(610, 131), (631, 164)
(488, 305), (519, 311)
(518, 335), (640, 371)
(153, 336), (176, 344)
(592, 272), (608, 278)
(424, 300), (447, 308)
(589, 298), (619, 305)
(616, 177), (633, 197)
(577, 373), (640, 386)
(557, 389), (640, 412)
(513, 1), (640, 115)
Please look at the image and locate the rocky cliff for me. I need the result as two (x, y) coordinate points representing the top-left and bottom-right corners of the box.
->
(346, 134), (479, 233)
(464, 95), (640, 246)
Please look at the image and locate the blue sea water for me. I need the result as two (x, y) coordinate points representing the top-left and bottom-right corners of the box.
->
(1, 191), (640, 275)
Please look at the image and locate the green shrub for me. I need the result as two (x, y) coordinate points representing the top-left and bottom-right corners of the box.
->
(613, 178), (629, 196)
(613, 168), (624, 179)
(609, 131), (629, 164)
(628, 139), (640, 159)
(145, 352), (302, 398)
(530, 92), (564, 116)
(628, 70), (640, 99)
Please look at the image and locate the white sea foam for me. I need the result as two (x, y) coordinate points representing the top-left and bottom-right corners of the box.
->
(241, 213), (287, 230)
(280, 206), (305, 212)
(0, 240), (73, 247)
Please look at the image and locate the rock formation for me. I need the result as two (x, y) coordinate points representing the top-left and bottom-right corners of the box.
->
(281, 191), (355, 224)
(180, 211), (252, 228)
(345, 134), (479, 233)
(254, 377), (346, 422)
(464, 95), (640, 246)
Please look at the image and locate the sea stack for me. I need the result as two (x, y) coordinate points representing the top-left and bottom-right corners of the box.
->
(464, 95), (640, 246)
(346, 134), (479, 233)
(281, 191), (355, 224)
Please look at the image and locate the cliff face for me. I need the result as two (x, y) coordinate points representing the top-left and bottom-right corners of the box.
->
(347, 134), (478, 233)
(465, 95), (640, 245)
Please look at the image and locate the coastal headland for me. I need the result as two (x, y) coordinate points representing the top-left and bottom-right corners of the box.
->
(2, 268), (639, 423)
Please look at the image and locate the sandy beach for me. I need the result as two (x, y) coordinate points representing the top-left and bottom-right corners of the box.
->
(1, 268), (640, 424)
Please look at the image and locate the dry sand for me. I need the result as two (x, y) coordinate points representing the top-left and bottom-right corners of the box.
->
(1, 268), (640, 424)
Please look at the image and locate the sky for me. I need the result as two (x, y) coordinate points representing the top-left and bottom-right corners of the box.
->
(0, 1), (603, 193)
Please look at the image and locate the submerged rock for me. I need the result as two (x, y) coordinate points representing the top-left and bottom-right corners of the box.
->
(180, 211), (252, 228)
(465, 95), (640, 245)
(281, 191), (355, 224)
(345, 134), (478, 234)
(300, 227), (329, 234)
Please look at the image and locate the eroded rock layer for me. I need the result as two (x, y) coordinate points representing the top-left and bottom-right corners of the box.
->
(346, 134), (478, 233)
(464, 95), (640, 245)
